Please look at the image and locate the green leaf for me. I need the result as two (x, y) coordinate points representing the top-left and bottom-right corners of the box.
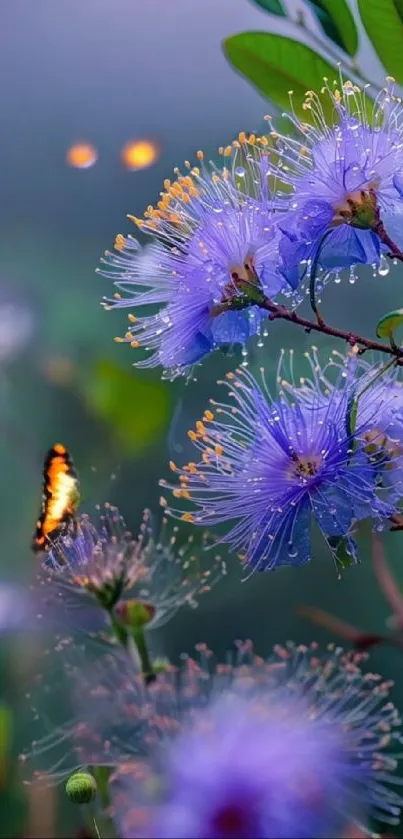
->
(305, 0), (358, 56)
(376, 308), (403, 340)
(357, 0), (403, 85)
(394, 0), (403, 22)
(82, 359), (171, 455)
(250, 0), (286, 14)
(223, 33), (342, 122)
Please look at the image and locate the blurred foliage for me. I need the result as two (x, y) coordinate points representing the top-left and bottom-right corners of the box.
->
(0, 703), (13, 790)
(80, 358), (172, 455)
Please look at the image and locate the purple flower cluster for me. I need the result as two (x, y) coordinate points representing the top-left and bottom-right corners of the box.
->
(99, 79), (403, 376)
(98, 151), (287, 378)
(43, 641), (403, 838)
(162, 351), (403, 571)
(266, 79), (403, 286)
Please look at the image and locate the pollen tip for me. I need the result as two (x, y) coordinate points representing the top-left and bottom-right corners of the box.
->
(114, 233), (124, 251)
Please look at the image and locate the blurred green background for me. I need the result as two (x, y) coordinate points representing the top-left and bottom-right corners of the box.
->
(2, 0), (403, 835)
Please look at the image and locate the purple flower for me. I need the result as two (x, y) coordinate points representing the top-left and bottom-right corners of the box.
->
(97, 150), (288, 377)
(39, 504), (225, 629)
(161, 355), (403, 571)
(0, 583), (29, 632)
(262, 79), (403, 286)
(289, 348), (403, 453)
(52, 642), (403, 837)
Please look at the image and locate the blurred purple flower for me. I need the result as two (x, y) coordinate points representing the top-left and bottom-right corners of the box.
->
(46, 641), (403, 837)
(161, 355), (403, 572)
(262, 79), (403, 286)
(97, 152), (288, 378)
(38, 504), (225, 629)
(0, 582), (29, 632)
(0, 288), (36, 363)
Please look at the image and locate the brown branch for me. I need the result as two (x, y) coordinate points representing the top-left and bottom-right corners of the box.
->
(297, 540), (403, 654)
(372, 535), (403, 628)
(390, 513), (403, 531)
(374, 220), (403, 263)
(296, 604), (385, 650)
(254, 296), (403, 361)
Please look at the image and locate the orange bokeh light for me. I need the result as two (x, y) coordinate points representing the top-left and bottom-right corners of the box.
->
(121, 139), (160, 171)
(66, 142), (98, 169)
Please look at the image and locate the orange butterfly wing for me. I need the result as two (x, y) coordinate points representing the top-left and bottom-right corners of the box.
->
(32, 443), (80, 553)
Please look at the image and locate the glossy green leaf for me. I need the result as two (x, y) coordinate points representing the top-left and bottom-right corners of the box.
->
(305, 0), (358, 56)
(358, 0), (403, 85)
(223, 33), (342, 122)
(250, 0), (286, 15)
(83, 359), (171, 455)
(376, 308), (403, 339)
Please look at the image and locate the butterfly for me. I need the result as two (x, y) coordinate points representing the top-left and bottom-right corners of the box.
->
(32, 443), (80, 553)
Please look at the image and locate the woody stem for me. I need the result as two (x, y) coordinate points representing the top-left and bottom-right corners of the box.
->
(373, 220), (403, 263)
(254, 298), (403, 360)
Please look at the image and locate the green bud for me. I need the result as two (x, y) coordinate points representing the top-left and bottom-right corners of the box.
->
(152, 656), (171, 674)
(115, 599), (156, 629)
(65, 771), (97, 804)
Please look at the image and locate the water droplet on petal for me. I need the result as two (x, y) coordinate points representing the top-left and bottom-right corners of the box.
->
(378, 255), (390, 277)
(348, 266), (357, 284)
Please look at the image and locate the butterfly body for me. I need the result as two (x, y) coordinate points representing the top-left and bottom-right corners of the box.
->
(32, 443), (80, 553)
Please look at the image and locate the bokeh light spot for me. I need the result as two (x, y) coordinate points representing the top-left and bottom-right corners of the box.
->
(66, 143), (98, 169)
(121, 139), (160, 171)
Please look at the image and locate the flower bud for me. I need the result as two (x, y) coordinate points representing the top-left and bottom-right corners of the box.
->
(152, 656), (171, 674)
(65, 772), (97, 804)
(115, 599), (156, 629)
